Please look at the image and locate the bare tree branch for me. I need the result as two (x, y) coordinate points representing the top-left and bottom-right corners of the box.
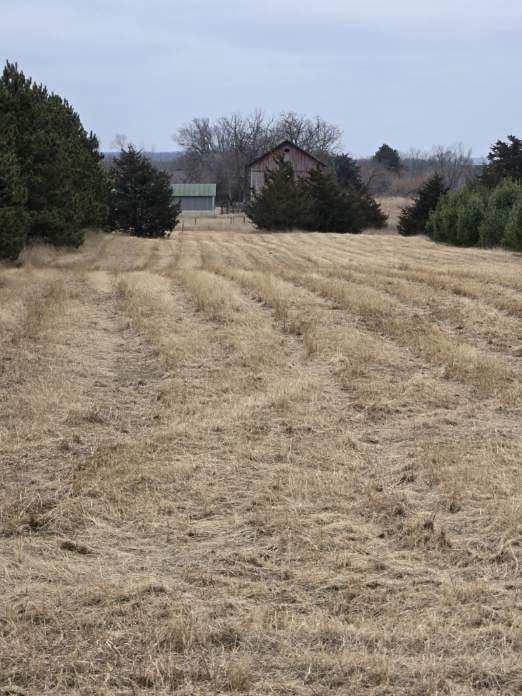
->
(174, 110), (342, 202)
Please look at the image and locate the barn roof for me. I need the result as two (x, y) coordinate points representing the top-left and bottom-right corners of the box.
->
(248, 140), (327, 168)
(172, 183), (216, 197)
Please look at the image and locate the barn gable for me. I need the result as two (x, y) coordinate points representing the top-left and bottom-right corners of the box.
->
(248, 141), (326, 195)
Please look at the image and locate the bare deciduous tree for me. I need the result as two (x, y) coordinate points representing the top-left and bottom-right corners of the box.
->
(401, 144), (474, 189)
(361, 143), (475, 196)
(111, 133), (129, 150)
(358, 159), (394, 195)
(175, 111), (342, 203)
(429, 143), (474, 189)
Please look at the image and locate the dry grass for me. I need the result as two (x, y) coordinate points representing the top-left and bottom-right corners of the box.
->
(1, 227), (521, 695)
(376, 196), (411, 231)
(176, 213), (254, 233)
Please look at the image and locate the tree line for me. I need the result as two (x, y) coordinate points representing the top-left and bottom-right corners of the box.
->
(175, 112), (476, 202)
(358, 142), (475, 196)
(2, 60), (521, 257)
(0, 62), (388, 259)
(398, 135), (522, 250)
(176, 110), (342, 203)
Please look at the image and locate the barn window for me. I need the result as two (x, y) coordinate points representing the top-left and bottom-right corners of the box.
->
(284, 147), (290, 153)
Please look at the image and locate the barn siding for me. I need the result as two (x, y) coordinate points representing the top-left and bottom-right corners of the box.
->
(249, 142), (325, 195)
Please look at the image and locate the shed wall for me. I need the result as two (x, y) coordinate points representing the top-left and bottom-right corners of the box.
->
(176, 196), (215, 213)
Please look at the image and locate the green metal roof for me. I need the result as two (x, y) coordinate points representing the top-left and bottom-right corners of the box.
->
(172, 183), (216, 197)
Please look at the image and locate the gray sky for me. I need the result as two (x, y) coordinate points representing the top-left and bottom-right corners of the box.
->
(3, 0), (521, 156)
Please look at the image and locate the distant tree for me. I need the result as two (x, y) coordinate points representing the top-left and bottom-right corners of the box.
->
(480, 135), (522, 187)
(333, 153), (387, 228)
(360, 143), (474, 197)
(400, 145), (474, 190)
(0, 148), (30, 260)
(245, 156), (305, 231)
(272, 112), (342, 154)
(374, 143), (402, 172)
(176, 110), (342, 203)
(333, 153), (365, 190)
(360, 194), (388, 229)
(247, 157), (383, 233)
(300, 167), (365, 233)
(398, 174), (448, 236)
(108, 145), (180, 237)
(430, 144), (475, 190)
(357, 158), (393, 195)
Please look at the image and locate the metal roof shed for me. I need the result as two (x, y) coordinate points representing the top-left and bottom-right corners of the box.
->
(172, 183), (216, 215)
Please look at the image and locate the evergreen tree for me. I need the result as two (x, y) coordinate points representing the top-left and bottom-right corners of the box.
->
(398, 174), (448, 236)
(333, 153), (364, 190)
(454, 193), (485, 246)
(300, 167), (365, 233)
(480, 135), (522, 187)
(478, 179), (522, 246)
(427, 167), (522, 250)
(427, 188), (466, 243)
(247, 158), (382, 233)
(502, 199), (522, 251)
(0, 148), (30, 260)
(334, 153), (387, 228)
(374, 143), (402, 172)
(0, 61), (108, 254)
(360, 193), (388, 229)
(108, 146), (180, 237)
(427, 186), (489, 246)
(246, 156), (306, 230)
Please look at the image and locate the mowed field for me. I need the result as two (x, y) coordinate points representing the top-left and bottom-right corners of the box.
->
(1, 224), (521, 695)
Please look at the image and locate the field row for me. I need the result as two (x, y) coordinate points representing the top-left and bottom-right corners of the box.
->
(1, 230), (520, 695)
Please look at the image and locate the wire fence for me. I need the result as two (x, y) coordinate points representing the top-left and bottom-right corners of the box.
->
(175, 213), (254, 233)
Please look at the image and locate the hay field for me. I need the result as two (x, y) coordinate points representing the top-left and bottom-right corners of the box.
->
(1, 226), (521, 695)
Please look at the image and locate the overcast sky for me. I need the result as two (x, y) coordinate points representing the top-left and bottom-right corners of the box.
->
(2, 1), (521, 156)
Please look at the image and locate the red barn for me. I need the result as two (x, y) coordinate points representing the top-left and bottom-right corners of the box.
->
(248, 140), (326, 195)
